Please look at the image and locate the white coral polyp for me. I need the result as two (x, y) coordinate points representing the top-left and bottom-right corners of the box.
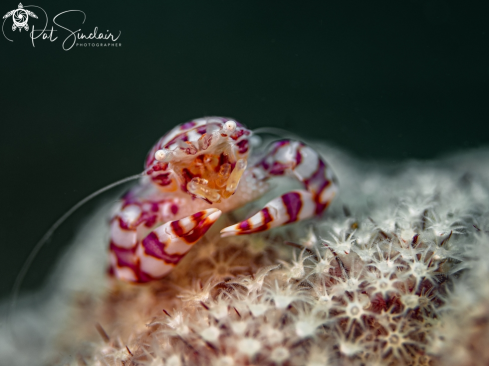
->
(200, 326), (220, 343)
(165, 355), (182, 366)
(323, 231), (356, 254)
(270, 347), (290, 364)
(295, 319), (320, 338)
(230, 321), (247, 336)
(237, 338), (261, 358)
(215, 356), (235, 366)
(247, 302), (269, 317)
(400, 294), (419, 311)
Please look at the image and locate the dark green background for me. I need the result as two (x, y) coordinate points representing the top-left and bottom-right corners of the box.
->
(1, 0), (488, 299)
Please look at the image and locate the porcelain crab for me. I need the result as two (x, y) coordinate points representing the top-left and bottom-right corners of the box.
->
(109, 117), (338, 282)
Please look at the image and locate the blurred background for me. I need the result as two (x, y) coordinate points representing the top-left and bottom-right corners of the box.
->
(1, 0), (488, 299)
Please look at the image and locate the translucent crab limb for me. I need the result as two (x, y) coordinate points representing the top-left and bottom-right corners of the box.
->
(220, 140), (338, 236)
(110, 208), (222, 282)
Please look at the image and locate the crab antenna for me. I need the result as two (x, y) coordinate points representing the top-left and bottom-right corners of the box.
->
(8, 172), (143, 346)
(252, 126), (303, 141)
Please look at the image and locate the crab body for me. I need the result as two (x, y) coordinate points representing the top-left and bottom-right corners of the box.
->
(109, 117), (338, 282)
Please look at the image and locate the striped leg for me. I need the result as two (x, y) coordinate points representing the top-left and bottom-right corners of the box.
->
(220, 140), (338, 237)
(137, 208), (221, 281)
(110, 207), (221, 282)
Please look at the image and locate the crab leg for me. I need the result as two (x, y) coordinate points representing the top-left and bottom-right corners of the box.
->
(220, 140), (338, 237)
(110, 208), (221, 282)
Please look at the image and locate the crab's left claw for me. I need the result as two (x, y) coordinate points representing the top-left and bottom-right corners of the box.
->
(136, 208), (222, 281)
(220, 140), (338, 237)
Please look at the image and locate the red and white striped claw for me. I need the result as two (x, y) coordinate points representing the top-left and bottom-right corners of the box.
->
(138, 208), (221, 281)
(220, 140), (338, 237)
(111, 208), (221, 282)
(220, 190), (315, 237)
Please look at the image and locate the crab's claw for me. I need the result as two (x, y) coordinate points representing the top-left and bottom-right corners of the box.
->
(221, 190), (317, 237)
(220, 140), (338, 237)
(111, 208), (221, 282)
(137, 208), (222, 280)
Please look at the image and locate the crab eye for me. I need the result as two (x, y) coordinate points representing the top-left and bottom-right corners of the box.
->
(155, 149), (170, 162)
(224, 121), (236, 133)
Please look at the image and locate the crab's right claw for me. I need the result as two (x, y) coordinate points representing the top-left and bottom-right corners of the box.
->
(136, 208), (222, 280)
(220, 139), (338, 238)
(220, 189), (335, 237)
